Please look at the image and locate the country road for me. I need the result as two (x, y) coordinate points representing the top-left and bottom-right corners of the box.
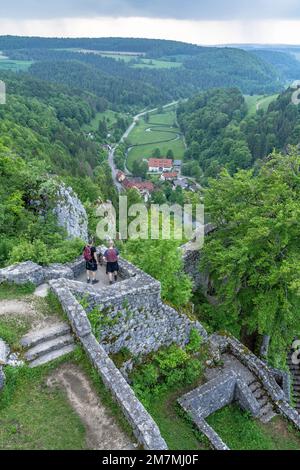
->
(108, 100), (180, 192)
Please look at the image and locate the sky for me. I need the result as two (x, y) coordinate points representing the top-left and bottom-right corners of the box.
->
(1, 0), (300, 45)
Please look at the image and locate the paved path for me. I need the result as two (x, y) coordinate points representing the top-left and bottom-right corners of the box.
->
(76, 264), (121, 290)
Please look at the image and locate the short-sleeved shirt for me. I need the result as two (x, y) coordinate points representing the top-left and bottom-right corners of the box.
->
(104, 248), (119, 263)
(83, 245), (96, 260)
(84, 246), (97, 271)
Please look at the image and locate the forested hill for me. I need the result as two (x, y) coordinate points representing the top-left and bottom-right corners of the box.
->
(0, 72), (106, 176)
(0, 36), (202, 56)
(178, 87), (300, 184)
(251, 49), (300, 82)
(29, 60), (163, 108)
(0, 73), (117, 268)
(0, 36), (283, 104)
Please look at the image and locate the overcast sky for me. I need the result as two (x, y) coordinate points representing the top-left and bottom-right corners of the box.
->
(1, 0), (300, 44)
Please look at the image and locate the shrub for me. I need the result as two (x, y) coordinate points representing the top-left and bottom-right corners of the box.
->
(186, 328), (203, 354)
(8, 237), (84, 266)
(131, 342), (205, 405)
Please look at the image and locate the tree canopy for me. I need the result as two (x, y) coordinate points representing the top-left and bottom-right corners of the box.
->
(200, 149), (300, 367)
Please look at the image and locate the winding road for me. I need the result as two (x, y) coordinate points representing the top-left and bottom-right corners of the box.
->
(108, 101), (180, 192)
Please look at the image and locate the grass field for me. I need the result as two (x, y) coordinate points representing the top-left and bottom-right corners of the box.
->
(0, 53), (33, 72)
(82, 109), (129, 133)
(126, 108), (185, 172)
(145, 391), (209, 450)
(207, 404), (300, 450)
(58, 49), (182, 68)
(0, 359), (87, 450)
(55, 49), (143, 63)
(244, 94), (279, 115)
(132, 59), (183, 69)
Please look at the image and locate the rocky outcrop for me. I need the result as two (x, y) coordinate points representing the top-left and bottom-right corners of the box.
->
(53, 184), (88, 242)
(0, 367), (5, 391)
(0, 339), (9, 365)
(0, 339), (9, 393)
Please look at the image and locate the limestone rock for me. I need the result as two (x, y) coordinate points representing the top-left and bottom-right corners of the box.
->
(0, 339), (9, 365)
(53, 184), (88, 241)
(0, 367), (5, 391)
(7, 352), (24, 368)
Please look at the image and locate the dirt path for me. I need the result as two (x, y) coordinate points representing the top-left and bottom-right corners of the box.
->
(0, 299), (36, 317)
(46, 364), (135, 450)
(0, 298), (59, 330)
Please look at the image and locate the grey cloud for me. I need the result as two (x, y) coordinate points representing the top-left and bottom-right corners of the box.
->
(0, 0), (299, 21)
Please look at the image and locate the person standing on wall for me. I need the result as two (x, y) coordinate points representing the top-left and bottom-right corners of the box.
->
(83, 239), (99, 284)
(104, 240), (119, 285)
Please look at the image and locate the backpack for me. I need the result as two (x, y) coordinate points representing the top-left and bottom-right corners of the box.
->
(83, 246), (93, 261)
(106, 248), (118, 263)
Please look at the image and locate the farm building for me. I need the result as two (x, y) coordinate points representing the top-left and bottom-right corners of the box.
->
(148, 158), (173, 173)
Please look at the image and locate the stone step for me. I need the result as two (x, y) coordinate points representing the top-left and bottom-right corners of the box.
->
(260, 409), (277, 424)
(288, 366), (300, 371)
(29, 344), (76, 368)
(20, 323), (71, 348)
(258, 402), (276, 423)
(248, 381), (260, 392)
(25, 334), (74, 362)
(253, 388), (264, 400)
(257, 395), (268, 407)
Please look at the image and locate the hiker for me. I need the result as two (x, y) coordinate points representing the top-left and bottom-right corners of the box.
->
(83, 239), (99, 285)
(104, 241), (119, 285)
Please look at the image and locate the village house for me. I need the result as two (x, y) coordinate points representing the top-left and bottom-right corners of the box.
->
(117, 170), (126, 183)
(148, 158), (173, 173)
(160, 172), (178, 182)
(173, 178), (190, 190)
(117, 170), (155, 201)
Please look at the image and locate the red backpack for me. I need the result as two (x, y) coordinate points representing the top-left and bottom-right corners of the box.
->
(83, 246), (93, 261)
(106, 248), (118, 263)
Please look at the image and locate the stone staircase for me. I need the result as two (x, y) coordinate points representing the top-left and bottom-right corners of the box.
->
(288, 352), (300, 414)
(20, 323), (75, 368)
(247, 379), (277, 423)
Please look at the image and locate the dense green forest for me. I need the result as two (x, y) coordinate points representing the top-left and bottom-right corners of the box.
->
(0, 72), (118, 268)
(0, 36), (284, 106)
(0, 36), (202, 56)
(199, 149), (300, 367)
(178, 87), (300, 183)
(251, 49), (300, 82)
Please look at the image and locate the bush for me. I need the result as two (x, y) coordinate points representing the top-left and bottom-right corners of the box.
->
(186, 328), (203, 354)
(8, 237), (84, 266)
(131, 342), (206, 406)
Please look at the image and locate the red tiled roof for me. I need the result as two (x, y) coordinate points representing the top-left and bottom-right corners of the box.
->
(162, 172), (178, 179)
(148, 158), (173, 168)
(123, 179), (154, 192)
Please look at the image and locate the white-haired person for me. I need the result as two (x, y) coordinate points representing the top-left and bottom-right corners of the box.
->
(104, 240), (119, 285)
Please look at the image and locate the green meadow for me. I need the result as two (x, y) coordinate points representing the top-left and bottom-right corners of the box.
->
(126, 108), (185, 172)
